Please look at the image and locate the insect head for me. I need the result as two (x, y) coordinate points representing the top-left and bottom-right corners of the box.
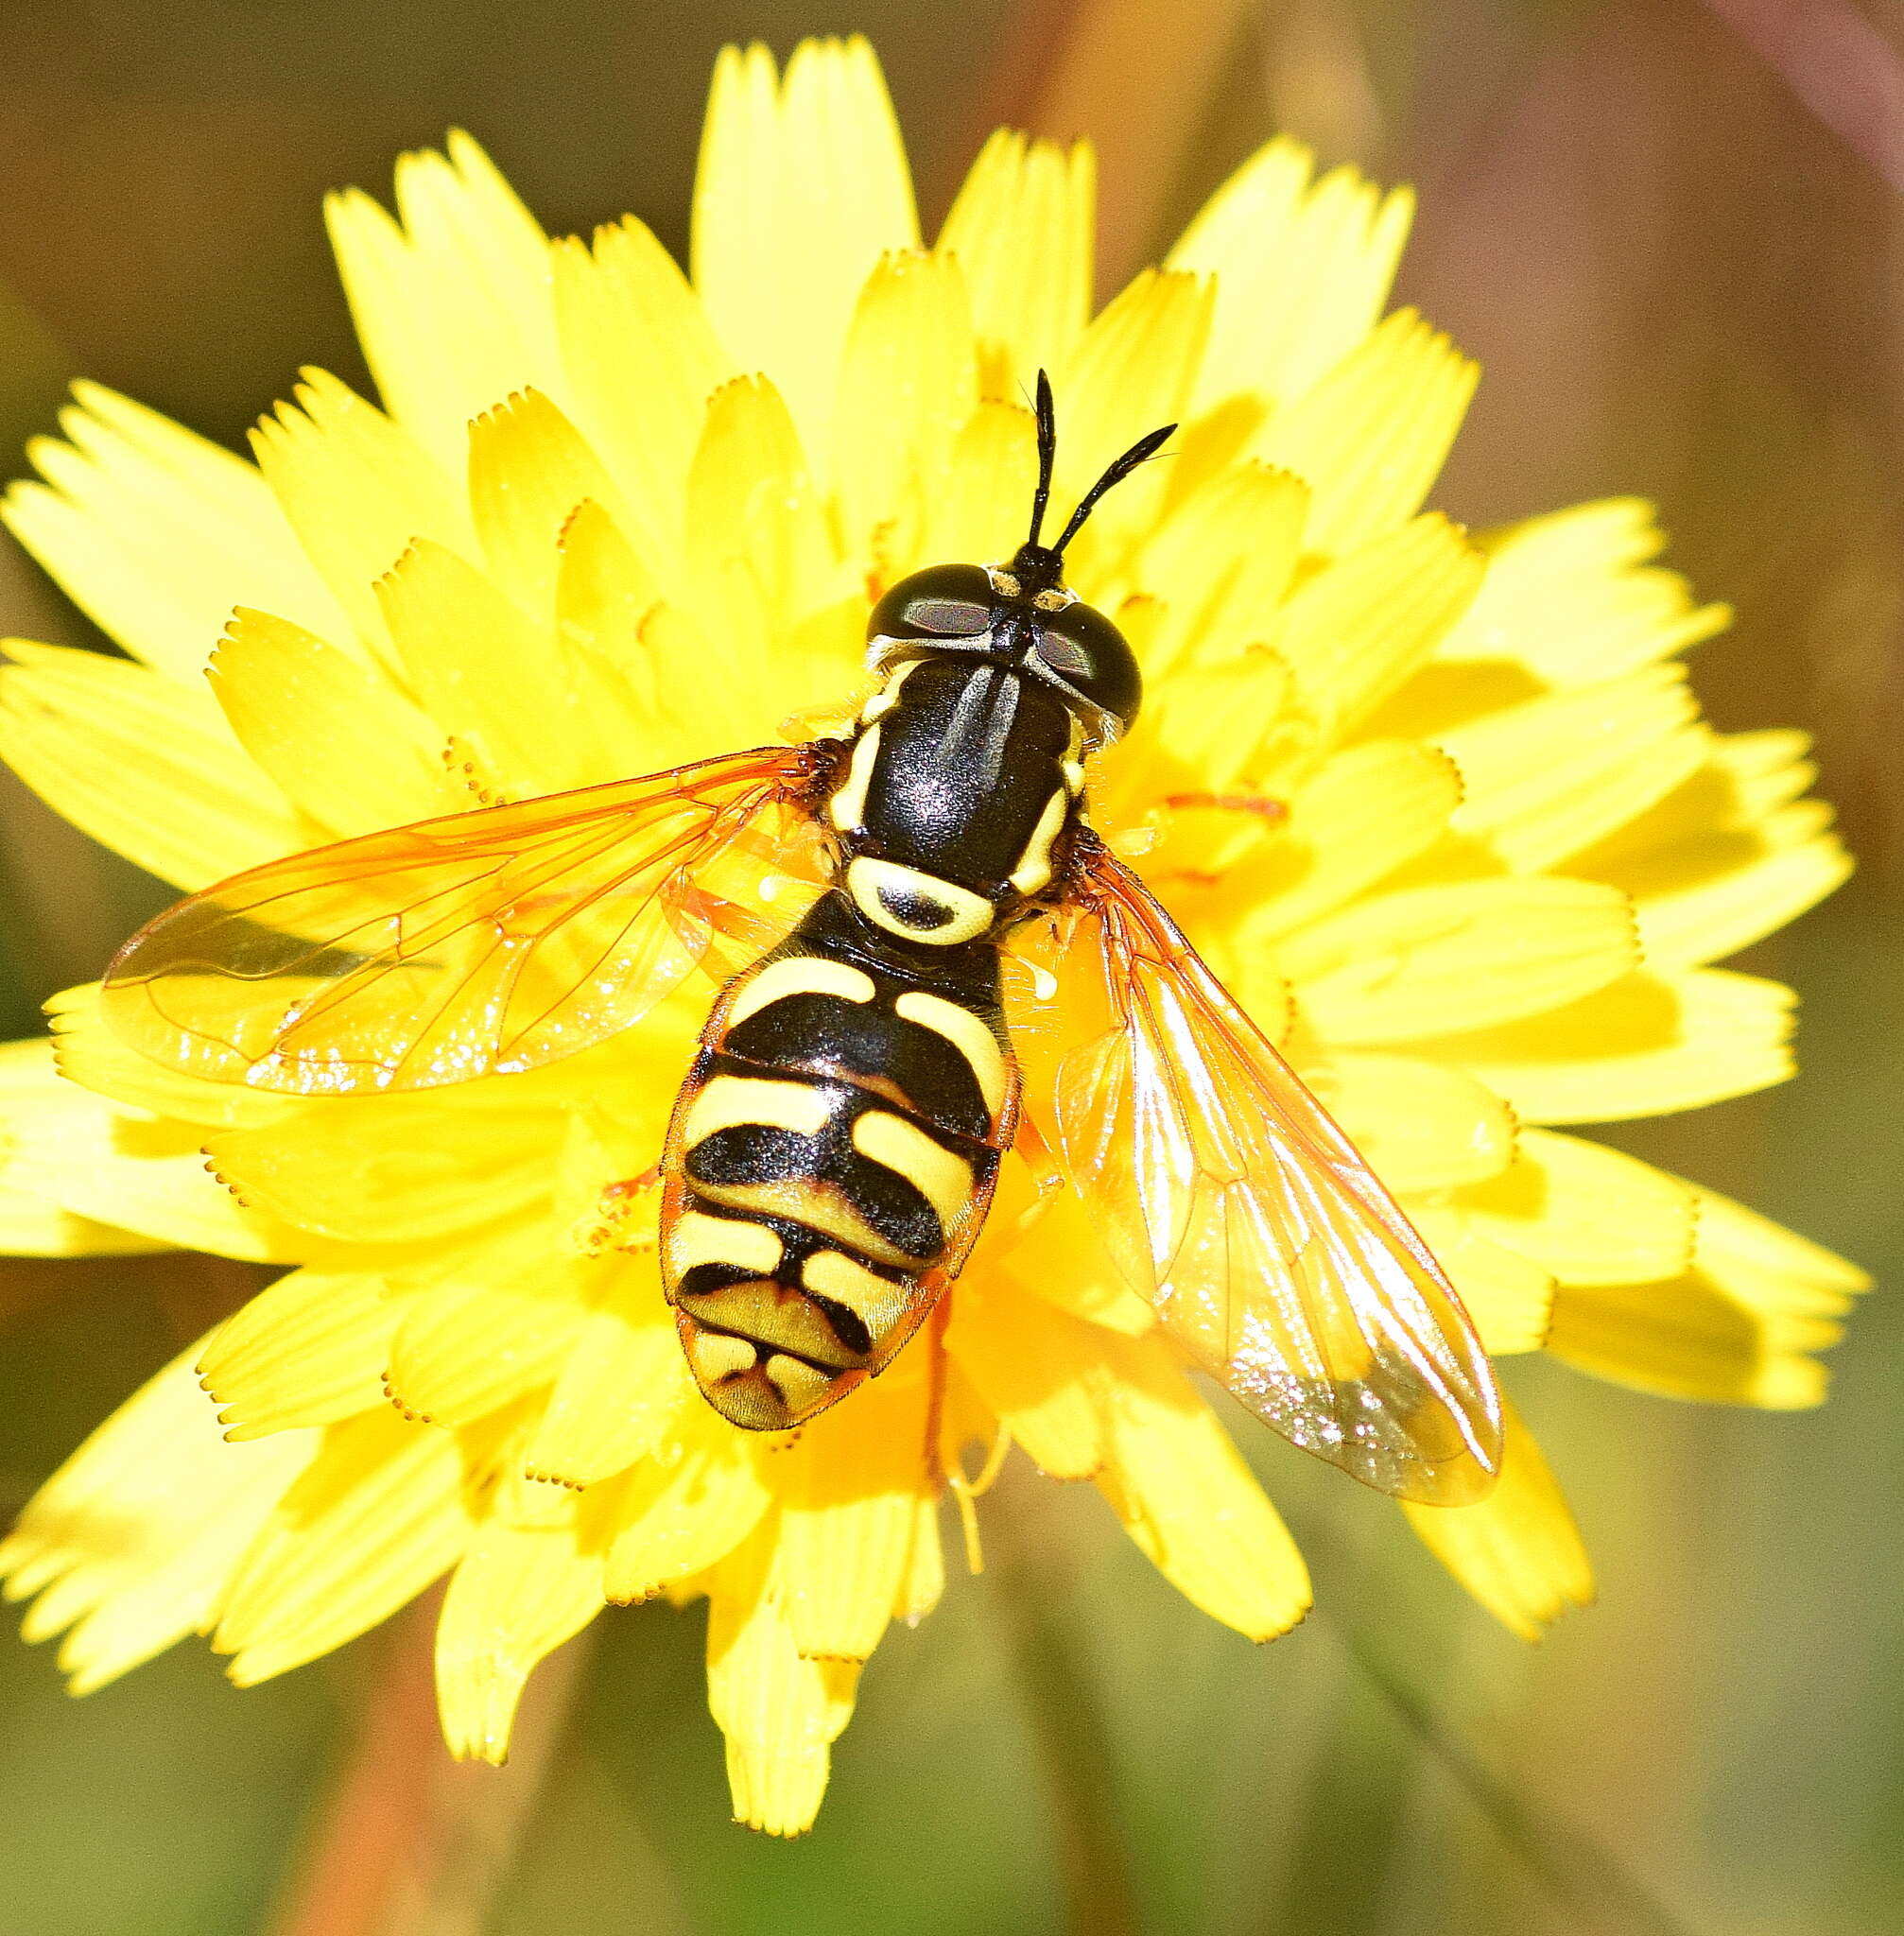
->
(865, 372), (1174, 746)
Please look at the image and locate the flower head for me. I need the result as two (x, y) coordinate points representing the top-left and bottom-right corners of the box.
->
(0, 36), (1866, 1835)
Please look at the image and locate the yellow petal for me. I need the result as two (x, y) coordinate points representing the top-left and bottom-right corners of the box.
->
(1440, 498), (1729, 684)
(770, 1349), (934, 1663)
(1705, 727), (1821, 820)
(327, 132), (562, 474)
(385, 1257), (596, 1429)
(1255, 311), (1476, 557)
(1274, 514), (1484, 732)
(830, 250), (978, 568)
(986, 1171), (1157, 1337)
(546, 501), (702, 778)
(693, 37), (917, 457)
(1418, 968), (1793, 1124)
(3, 385), (350, 681)
(1304, 1052), (1516, 1192)
(1235, 737), (1463, 942)
(0, 1041), (310, 1262)
(436, 1508), (605, 1764)
(684, 375), (835, 694)
(1403, 1398), (1592, 1639)
(603, 1411), (772, 1605)
(705, 1530), (859, 1838)
(1594, 814), (1851, 971)
(375, 534), (623, 796)
(1282, 875), (1638, 1044)
(0, 1176), (164, 1256)
(1131, 646), (1298, 799)
(209, 608), (462, 836)
(46, 982), (299, 1131)
(690, 41), (781, 361)
(920, 399), (1039, 570)
(1093, 1331), (1310, 1640)
(946, 1277), (1106, 1479)
(1692, 1182), (1870, 1307)
(1022, 1258), (1156, 1336)
(1567, 728), (1830, 888)
(1169, 141), (1412, 411)
(552, 491), (660, 650)
(1456, 1129), (1697, 1286)
(520, 1254), (694, 1490)
(892, 1494), (945, 1624)
(199, 1267), (394, 1438)
(204, 1093), (563, 1245)
(466, 388), (633, 618)
(1133, 461), (1309, 676)
(251, 368), (476, 663)
(1694, 1184), (1868, 1402)
(1405, 1207), (1554, 1354)
(1435, 667), (1712, 873)
(0, 641), (303, 889)
(938, 130), (1094, 401)
(1548, 1277), (1800, 1407)
(1549, 1183), (1868, 1409)
(1050, 269), (1213, 564)
(0, 1340), (318, 1694)
(553, 217), (733, 567)
(214, 1407), (473, 1684)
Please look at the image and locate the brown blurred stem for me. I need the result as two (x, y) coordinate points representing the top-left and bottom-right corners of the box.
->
(268, 1592), (592, 1936)
(986, 1488), (1141, 1936)
(936, 0), (1257, 287)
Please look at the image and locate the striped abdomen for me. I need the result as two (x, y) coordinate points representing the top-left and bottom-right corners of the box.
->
(657, 905), (1018, 1430)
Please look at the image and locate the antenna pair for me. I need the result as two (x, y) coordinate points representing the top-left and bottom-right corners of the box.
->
(1025, 369), (1176, 560)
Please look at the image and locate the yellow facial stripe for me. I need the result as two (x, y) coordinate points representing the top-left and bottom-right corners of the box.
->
(1007, 787), (1068, 896)
(726, 954), (875, 1029)
(859, 656), (919, 723)
(1063, 716), (1092, 791)
(802, 1249), (913, 1338)
(851, 1110), (974, 1232)
(845, 856), (995, 944)
(665, 1209), (783, 1277)
(894, 990), (1009, 1115)
(682, 1074), (831, 1145)
(827, 723), (881, 833)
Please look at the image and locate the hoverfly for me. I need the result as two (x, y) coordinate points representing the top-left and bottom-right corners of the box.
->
(103, 373), (1503, 1506)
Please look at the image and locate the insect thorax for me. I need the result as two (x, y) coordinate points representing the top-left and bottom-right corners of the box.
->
(823, 652), (1088, 946)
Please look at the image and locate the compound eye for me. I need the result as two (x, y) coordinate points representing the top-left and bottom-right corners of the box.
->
(1035, 598), (1142, 729)
(866, 562), (996, 643)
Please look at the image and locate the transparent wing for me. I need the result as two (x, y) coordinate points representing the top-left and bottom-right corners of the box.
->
(1007, 840), (1502, 1504)
(103, 743), (837, 1096)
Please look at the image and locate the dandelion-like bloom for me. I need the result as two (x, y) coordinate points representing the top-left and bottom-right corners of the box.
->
(0, 38), (1867, 1835)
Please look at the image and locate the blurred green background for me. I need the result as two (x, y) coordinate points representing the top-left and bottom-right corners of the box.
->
(1, 3), (1900, 1931)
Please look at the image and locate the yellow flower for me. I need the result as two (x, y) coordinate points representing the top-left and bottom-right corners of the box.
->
(0, 36), (1868, 1835)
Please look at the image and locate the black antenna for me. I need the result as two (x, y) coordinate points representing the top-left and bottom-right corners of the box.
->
(1027, 369), (1058, 548)
(1050, 418), (1177, 558)
(1009, 378), (1176, 596)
